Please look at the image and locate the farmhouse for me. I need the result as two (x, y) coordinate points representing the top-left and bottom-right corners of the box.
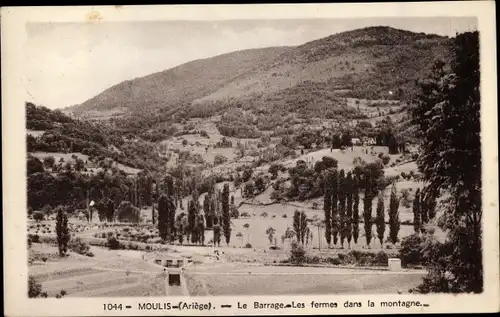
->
(351, 138), (362, 146)
(153, 253), (192, 268)
(362, 137), (376, 146)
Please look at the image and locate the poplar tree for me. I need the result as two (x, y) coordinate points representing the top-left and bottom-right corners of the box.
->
(293, 210), (301, 243)
(388, 183), (400, 245)
(331, 169), (339, 246)
(413, 188), (421, 234)
(363, 171), (373, 248)
(375, 192), (385, 248)
(323, 171), (332, 247)
(56, 207), (70, 256)
(338, 169), (346, 248)
(158, 194), (168, 241)
(203, 194), (212, 229)
(188, 200), (197, 243)
(166, 176), (176, 242)
(345, 171), (353, 248)
(352, 175), (360, 244)
(222, 183), (231, 245)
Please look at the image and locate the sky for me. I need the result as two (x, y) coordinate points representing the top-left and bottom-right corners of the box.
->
(25, 17), (477, 109)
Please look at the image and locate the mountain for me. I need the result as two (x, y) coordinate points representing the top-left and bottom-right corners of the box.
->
(67, 26), (452, 119)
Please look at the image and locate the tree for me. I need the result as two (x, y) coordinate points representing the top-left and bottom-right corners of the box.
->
(222, 183), (231, 245)
(323, 171), (332, 247)
(55, 206), (70, 256)
(345, 172), (353, 248)
(243, 182), (255, 199)
(338, 169), (346, 248)
(211, 224), (220, 247)
(214, 154), (228, 165)
(196, 214), (205, 245)
(266, 227), (276, 246)
(375, 193), (385, 248)
(413, 188), (421, 234)
(254, 177), (266, 194)
(413, 31), (482, 293)
(203, 194), (213, 229)
(28, 156), (44, 175)
(106, 199), (114, 222)
(33, 211), (44, 222)
(43, 156), (55, 169)
(28, 276), (43, 298)
(388, 183), (400, 245)
(352, 175), (360, 244)
(300, 212), (308, 245)
(116, 201), (140, 223)
(188, 200), (197, 243)
(387, 131), (399, 154)
(293, 210), (308, 245)
(158, 194), (169, 241)
(331, 134), (342, 149)
(293, 210), (301, 243)
(331, 169), (339, 246)
(363, 182), (373, 248)
(175, 213), (186, 245)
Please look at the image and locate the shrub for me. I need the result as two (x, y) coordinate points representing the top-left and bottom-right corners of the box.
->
(214, 154), (228, 166)
(374, 251), (389, 265)
(107, 236), (120, 250)
(328, 257), (342, 265)
(29, 234), (40, 243)
(245, 243), (252, 248)
(33, 211), (45, 222)
(28, 276), (43, 298)
(381, 155), (390, 165)
(399, 234), (423, 266)
(60, 290), (67, 296)
(289, 242), (306, 265)
(68, 237), (91, 256)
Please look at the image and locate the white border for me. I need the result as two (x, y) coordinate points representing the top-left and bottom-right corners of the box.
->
(2, 2), (498, 316)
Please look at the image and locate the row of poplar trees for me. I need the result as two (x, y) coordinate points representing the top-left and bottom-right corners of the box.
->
(323, 168), (401, 248)
(157, 176), (232, 247)
(412, 187), (436, 235)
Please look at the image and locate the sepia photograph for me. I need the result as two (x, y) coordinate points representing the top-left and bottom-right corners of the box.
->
(2, 2), (498, 316)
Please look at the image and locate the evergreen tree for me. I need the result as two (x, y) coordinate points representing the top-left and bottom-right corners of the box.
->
(338, 169), (346, 248)
(331, 169), (339, 246)
(352, 175), (360, 244)
(222, 183), (231, 245)
(375, 193), (385, 248)
(345, 172), (353, 248)
(363, 171), (373, 248)
(388, 183), (400, 245)
(203, 194), (213, 228)
(293, 210), (301, 243)
(213, 224), (221, 247)
(299, 212), (308, 245)
(187, 200), (197, 243)
(387, 130), (399, 154)
(323, 171), (332, 247)
(165, 176), (176, 242)
(413, 188), (421, 234)
(196, 214), (205, 245)
(158, 194), (169, 241)
(331, 134), (342, 149)
(55, 207), (70, 256)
